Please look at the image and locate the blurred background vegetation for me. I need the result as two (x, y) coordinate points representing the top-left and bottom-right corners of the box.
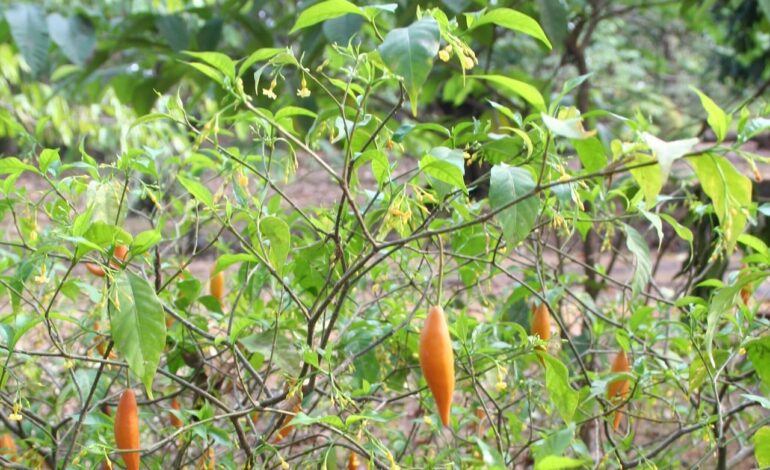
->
(1, 0), (768, 161)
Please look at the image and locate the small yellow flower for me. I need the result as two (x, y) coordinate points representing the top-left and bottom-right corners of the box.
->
(263, 78), (278, 100)
(237, 172), (249, 187)
(422, 415), (433, 425)
(34, 265), (48, 284)
(462, 55), (475, 70)
(438, 45), (452, 62)
(9, 402), (22, 421)
(297, 77), (311, 98)
(495, 381), (507, 392)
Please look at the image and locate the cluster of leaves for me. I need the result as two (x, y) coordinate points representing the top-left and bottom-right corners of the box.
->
(0, 1), (769, 469)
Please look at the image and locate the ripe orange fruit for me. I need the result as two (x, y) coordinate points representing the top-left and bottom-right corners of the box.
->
(169, 398), (183, 428)
(608, 350), (631, 431)
(419, 305), (455, 427)
(114, 389), (140, 470)
(210, 266), (225, 303)
(273, 401), (301, 443)
(0, 433), (16, 457)
(85, 245), (129, 277)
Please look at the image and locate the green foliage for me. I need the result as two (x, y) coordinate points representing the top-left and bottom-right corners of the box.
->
(0, 1), (768, 469)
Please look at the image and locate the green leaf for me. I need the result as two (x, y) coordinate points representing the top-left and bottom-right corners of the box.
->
(535, 455), (590, 470)
(466, 8), (552, 49)
(688, 154), (752, 253)
(737, 233), (769, 255)
(572, 137), (606, 172)
(623, 224), (652, 297)
(215, 253), (258, 273)
(419, 147), (466, 194)
(290, 0), (365, 34)
(541, 354), (579, 423)
(86, 180), (127, 225)
(155, 14), (189, 52)
(239, 331), (301, 374)
(755, 426), (770, 468)
(474, 437), (507, 469)
(177, 174), (214, 209)
(182, 61), (224, 86)
(747, 336), (770, 390)
(47, 13), (96, 66)
(691, 87), (730, 142)
(0, 157), (37, 175)
(378, 17), (440, 116)
(38, 148), (60, 175)
(109, 272), (166, 397)
(629, 154), (662, 209)
(131, 229), (162, 256)
(238, 48), (283, 77)
(705, 272), (768, 365)
(260, 216), (291, 276)
(489, 164), (539, 247)
(5, 4), (49, 76)
(536, 0), (568, 51)
(472, 75), (545, 112)
(275, 106), (318, 121)
(532, 424), (575, 461)
(660, 213), (693, 244)
(183, 51), (235, 81)
(541, 113), (594, 139)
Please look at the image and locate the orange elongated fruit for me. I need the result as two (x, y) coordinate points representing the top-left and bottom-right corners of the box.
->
(114, 389), (140, 470)
(347, 451), (361, 470)
(531, 303), (551, 363)
(419, 305), (455, 426)
(86, 245), (129, 277)
(210, 267), (225, 303)
(0, 433), (16, 457)
(607, 350), (631, 431)
(273, 401), (302, 442)
(169, 398), (183, 428)
(86, 262), (106, 277)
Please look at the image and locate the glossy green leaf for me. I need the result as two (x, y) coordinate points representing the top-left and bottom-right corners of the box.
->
(177, 174), (214, 209)
(419, 147), (466, 194)
(747, 336), (770, 390)
(489, 164), (539, 247)
(473, 75), (546, 112)
(183, 51), (235, 80)
(260, 216), (291, 276)
(290, 0), (365, 34)
(754, 426), (770, 468)
(378, 17), (440, 116)
(542, 354), (579, 423)
(5, 4), (49, 76)
(691, 87), (730, 142)
(623, 224), (651, 297)
(466, 8), (552, 49)
(688, 154), (751, 253)
(47, 13), (95, 65)
(535, 455), (590, 470)
(110, 272), (166, 397)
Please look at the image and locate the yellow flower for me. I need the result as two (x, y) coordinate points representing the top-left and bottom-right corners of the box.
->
(33, 265), (48, 284)
(297, 77), (311, 98)
(438, 45), (451, 62)
(462, 55), (474, 70)
(495, 381), (507, 392)
(263, 78), (278, 100)
(9, 402), (22, 421)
